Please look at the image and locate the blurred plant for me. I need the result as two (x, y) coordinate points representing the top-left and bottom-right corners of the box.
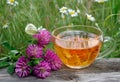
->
(94, 0), (108, 3)
(7, 0), (18, 6)
(58, 6), (99, 30)
(2, 23), (9, 29)
(86, 13), (95, 22)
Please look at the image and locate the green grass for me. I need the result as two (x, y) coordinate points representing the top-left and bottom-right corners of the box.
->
(0, 0), (120, 58)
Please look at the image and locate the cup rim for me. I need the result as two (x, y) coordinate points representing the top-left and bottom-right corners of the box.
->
(52, 25), (103, 42)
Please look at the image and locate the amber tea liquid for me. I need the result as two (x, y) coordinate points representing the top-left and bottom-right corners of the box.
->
(54, 31), (102, 69)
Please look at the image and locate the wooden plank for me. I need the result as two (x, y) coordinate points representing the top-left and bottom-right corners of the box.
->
(0, 58), (120, 82)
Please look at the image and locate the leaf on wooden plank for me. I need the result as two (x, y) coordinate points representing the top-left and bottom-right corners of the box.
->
(7, 65), (15, 75)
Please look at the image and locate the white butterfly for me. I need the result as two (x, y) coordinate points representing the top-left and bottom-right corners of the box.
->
(25, 24), (38, 35)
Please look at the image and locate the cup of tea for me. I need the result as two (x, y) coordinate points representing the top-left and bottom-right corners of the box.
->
(52, 25), (116, 69)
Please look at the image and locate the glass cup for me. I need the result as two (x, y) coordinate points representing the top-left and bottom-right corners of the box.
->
(52, 25), (116, 69)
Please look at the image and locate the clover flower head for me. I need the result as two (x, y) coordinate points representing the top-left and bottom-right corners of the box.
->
(7, 0), (18, 6)
(15, 56), (31, 77)
(94, 0), (108, 3)
(68, 9), (78, 17)
(86, 13), (95, 22)
(33, 29), (51, 47)
(26, 44), (43, 58)
(33, 61), (51, 79)
(25, 23), (38, 35)
(44, 49), (62, 71)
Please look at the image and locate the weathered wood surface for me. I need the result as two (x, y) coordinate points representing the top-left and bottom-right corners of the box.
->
(0, 58), (120, 82)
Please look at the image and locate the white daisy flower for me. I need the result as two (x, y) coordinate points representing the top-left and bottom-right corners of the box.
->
(77, 0), (83, 3)
(68, 9), (78, 17)
(59, 6), (68, 14)
(2, 23), (9, 29)
(7, 0), (18, 6)
(25, 24), (38, 35)
(86, 13), (95, 22)
(38, 26), (46, 31)
(77, 9), (80, 13)
(94, 0), (108, 3)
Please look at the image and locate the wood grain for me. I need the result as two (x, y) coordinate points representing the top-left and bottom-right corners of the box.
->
(0, 58), (120, 82)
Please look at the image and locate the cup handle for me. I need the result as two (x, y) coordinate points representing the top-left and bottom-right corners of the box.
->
(97, 36), (116, 59)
